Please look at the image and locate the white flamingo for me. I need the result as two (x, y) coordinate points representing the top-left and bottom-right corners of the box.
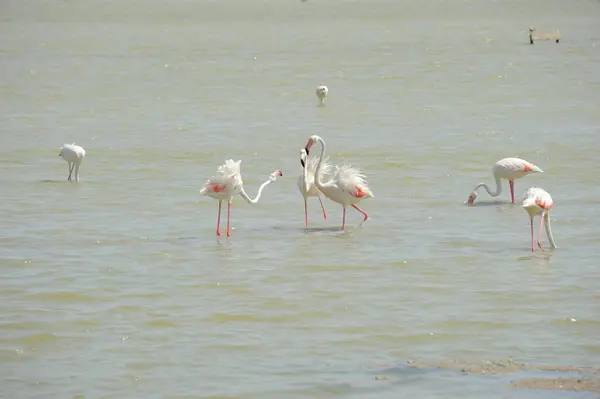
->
(466, 157), (543, 205)
(200, 159), (282, 237)
(316, 85), (328, 105)
(304, 135), (374, 231)
(58, 143), (86, 181)
(297, 148), (332, 227)
(522, 187), (557, 252)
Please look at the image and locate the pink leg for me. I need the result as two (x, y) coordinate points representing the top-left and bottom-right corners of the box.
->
(304, 199), (308, 227)
(216, 201), (222, 236)
(537, 214), (545, 251)
(341, 207), (346, 231)
(226, 201), (232, 237)
(530, 218), (535, 252)
(351, 204), (369, 222)
(317, 196), (328, 225)
(509, 180), (515, 204)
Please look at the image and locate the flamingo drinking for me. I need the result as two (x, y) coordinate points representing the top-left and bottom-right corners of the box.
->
(200, 159), (282, 236)
(304, 135), (373, 231)
(58, 143), (86, 181)
(522, 187), (557, 252)
(297, 148), (332, 227)
(466, 157), (543, 205)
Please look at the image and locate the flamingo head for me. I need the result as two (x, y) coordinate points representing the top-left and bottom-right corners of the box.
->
(269, 170), (283, 181)
(304, 135), (318, 156)
(300, 149), (307, 168)
(466, 191), (478, 205)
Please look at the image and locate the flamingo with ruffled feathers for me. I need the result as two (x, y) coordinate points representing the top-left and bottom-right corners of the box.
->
(522, 187), (557, 252)
(304, 135), (373, 231)
(298, 148), (332, 227)
(466, 157), (543, 205)
(200, 160), (282, 236)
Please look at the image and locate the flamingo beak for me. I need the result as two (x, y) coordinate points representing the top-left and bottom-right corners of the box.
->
(300, 158), (305, 168)
(304, 140), (313, 156)
(466, 195), (475, 205)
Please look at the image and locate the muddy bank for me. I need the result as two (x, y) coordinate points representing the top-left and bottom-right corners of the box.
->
(376, 359), (600, 394)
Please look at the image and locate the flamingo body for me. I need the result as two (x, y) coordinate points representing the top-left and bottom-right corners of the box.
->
(529, 27), (561, 44)
(200, 159), (282, 236)
(316, 85), (328, 105)
(58, 143), (86, 181)
(467, 157), (543, 205)
(522, 187), (557, 252)
(305, 135), (373, 231)
(297, 149), (332, 227)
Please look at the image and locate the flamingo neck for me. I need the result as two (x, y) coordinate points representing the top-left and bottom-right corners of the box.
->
(544, 212), (557, 248)
(239, 179), (273, 204)
(313, 136), (327, 192)
(475, 175), (502, 198)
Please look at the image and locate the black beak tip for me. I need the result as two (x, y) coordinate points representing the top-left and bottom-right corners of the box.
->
(304, 146), (310, 155)
(300, 159), (305, 168)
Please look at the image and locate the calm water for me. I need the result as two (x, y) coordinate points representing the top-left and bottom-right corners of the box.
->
(1, 0), (600, 397)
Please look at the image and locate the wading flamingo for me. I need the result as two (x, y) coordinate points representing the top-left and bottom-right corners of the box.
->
(522, 187), (557, 252)
(58, 143), (86, 181)
(298, 148), (332, 227)
(466, 157), (543, 205)
(529, 27), (561, 44)
(316, 85), (328, 105)
(304, 135), (373, 231)
(200, 159), (282, 236)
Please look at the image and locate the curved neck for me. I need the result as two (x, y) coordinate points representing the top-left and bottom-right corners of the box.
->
(475, 175), (502, 197)
(313, 137), (327, 191)
(544, 212), (557, 248)
(239, 178), (272, 204)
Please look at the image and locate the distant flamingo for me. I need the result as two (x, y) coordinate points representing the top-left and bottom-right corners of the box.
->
(466, 157), (543, 205)
(522, 187), (557, 252)
(304, 135), (374, 231)
(298, 148), (332, 227)
(58, 143), (86, 181)
(529, 27), (561, 44)
(316, 85), (328, 105)
(200, 159), (282, 236)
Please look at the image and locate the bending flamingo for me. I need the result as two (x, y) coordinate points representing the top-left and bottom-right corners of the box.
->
(304, 135), (373, 231)
(522, 187), (557, 252)
(200, 159), (282, 236)
(316, 85), (328, 105)
(466, 157), (543, 205)
(298, 148), (332, 227)
(59, 143), (86, 181)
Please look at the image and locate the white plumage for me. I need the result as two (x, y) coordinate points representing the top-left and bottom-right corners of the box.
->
(58, 143), (86, 181)
(316, 85), (328, 105)
(522, 187), (557, 252)
(297, 148), (333, 226)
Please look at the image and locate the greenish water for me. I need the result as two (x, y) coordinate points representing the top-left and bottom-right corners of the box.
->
(1, 0), (599, 397)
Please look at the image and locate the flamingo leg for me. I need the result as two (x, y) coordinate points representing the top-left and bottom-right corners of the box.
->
(317, 196), (328, 225)
(68, 162), (74, 181)
(509, 180), (515, 204)
(537, 213), (545, 251)
(530, 217), (535, 252)
(226, 200), (232, 237)
(216, 200), (222, 236)
(351, 204), (369, 223)
(341, 207), (346, 231)
(304, 199), (308, 227)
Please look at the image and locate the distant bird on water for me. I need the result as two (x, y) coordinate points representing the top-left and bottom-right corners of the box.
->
(529, 27), (561, 44)
(297, 148), (332, 227)
(58, 143), (86, 181)
(316, 85), (328, 105)
(522, 187), (557, 252)
(200, 159), (283, 237)
(466, 157), (543, 205)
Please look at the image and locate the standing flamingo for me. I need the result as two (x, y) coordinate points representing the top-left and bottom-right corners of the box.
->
(298, 148), (332, 227)
(200, 159), (282, 236)
(304, 135), (373, 231)
(529, 27), (561, 44)
(316, 85), (328, 105)
(466, 157), (543, 205)
(58, 143), (86, 181)
(522, 187), (557, 252)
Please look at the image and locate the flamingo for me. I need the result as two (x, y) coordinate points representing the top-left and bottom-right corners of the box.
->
(200, 159), (283, 237)
(58, 143), (86, 181)
(316, 85), (328, 105)
(298, 148), (332, 227)
(522, 187), (557, 252)
(466, 157), (543, 205)
(304, 135), (374, 231)
(529, 27), (561, 44)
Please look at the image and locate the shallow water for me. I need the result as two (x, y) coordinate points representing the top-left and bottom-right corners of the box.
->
(1, 0), (600, 397)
